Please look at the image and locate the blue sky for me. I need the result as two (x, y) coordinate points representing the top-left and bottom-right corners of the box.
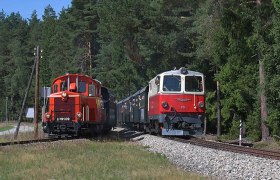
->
(0, 0), (72, 19)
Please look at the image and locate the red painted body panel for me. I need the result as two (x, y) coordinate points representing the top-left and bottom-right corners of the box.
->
(44, 74), (104, 124)
(148, 94), (205, 116)
(80, 96), (103, 123)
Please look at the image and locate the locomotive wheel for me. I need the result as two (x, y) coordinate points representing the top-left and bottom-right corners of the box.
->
(144, 124), (150, 134)
(89, 125), (104, 136)
(102, 126), (112, 134)
(155, 121), (160, 135)
(148, 124), (153, 135)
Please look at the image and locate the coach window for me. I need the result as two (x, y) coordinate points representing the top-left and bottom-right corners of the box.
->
(78, 81), (86, 93)
(88, 84), (95, 96)
(163, 75), (181, 92)
(53, 84), (58, 93)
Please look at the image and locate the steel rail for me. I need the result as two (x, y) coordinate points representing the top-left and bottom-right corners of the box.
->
(0, 137), (77, 147)
(0, 131), (123, 147)
(169, 137), (280, 161)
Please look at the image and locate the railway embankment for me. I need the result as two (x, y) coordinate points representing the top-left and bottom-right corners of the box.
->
(131, 134), (280, 180)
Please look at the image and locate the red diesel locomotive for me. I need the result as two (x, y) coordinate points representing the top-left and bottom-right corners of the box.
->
(43, 74), (116, 136)
(117, 67), (205, 136)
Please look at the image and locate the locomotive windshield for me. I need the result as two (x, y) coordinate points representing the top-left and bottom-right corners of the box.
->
(78, 81), (86, 93)
(163, 75), (181, 92)
(185, 76), (203, 92)
(60, 81), (68, 91)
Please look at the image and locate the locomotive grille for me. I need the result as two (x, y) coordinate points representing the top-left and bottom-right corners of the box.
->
(54, 98), (76, 121)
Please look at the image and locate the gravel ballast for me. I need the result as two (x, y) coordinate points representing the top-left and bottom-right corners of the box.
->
(132, 134), (280, 179)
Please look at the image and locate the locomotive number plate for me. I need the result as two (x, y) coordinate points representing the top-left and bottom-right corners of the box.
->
(57, 117), (71, 121)
(180, 106), (186, 109)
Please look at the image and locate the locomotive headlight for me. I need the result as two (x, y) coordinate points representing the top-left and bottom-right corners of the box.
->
(45, 112), (51, 119)
(198, 101), (204, 108)
(76, 112), (82, 119)
(61, 91), (68, 101)
(162, 101), (168, 108)
(61, 91), (67, 98)
(180, 67), (188, 74)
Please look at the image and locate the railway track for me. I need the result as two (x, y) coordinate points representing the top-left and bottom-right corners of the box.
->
(108, 128), (280, 161)
(170, 137), (280, 161)
(0, 136), (81, 147)
(4, 129), (279, 162)
(0, 130), (126, 147)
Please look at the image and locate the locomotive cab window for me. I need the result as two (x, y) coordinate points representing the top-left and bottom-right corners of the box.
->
(155, 76), (160, 92)
(163, 75), (181, 92)
(88, 84), (95, 96)
(185, 76), (203, 92)
(78, 81), (86, 93)
(60, 81), (68, 91)
(53, 84), (58, 93)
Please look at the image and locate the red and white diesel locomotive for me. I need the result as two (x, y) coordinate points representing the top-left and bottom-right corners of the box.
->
(117, 67), (205, 136)
(43, 74), (116, 136)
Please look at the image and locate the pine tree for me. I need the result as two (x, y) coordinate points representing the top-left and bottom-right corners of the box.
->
(95, 0), (201, 98)
(48, 8), (77, 78)
(1, 12), (30, 119)
(192, 0), (226, 135)
(67, 0), (99, 75)
(41, 5), (57, 86)
(0, 10), (8, 118)
(264, 0), (280, 137)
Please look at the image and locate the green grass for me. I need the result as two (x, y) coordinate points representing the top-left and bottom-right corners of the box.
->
(0, 125), (13, 132)
(253, 139), (280, 150)
(0, 140), (208, 180)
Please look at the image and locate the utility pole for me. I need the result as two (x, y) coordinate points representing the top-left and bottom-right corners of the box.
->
(5, 97), (8, 126)
(217, 79), (221, 136)
(88, 42), (92, 76)
(14, 49), (37, 139)
(215, 67), (221, 136)
(34, 45), (41, 139)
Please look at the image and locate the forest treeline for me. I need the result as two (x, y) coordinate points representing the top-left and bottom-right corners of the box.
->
(1, 0), (280, 141)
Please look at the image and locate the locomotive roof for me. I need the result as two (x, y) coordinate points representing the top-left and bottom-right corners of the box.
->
(161, 67), (203, 76)
(52, 74), (101, 84)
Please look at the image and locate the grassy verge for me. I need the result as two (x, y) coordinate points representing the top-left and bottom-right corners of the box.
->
(253, 138), (280, 151)
(0, 140), (208, 179)
(0, 125), (14, 132)
(0, 122), (46, 143)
